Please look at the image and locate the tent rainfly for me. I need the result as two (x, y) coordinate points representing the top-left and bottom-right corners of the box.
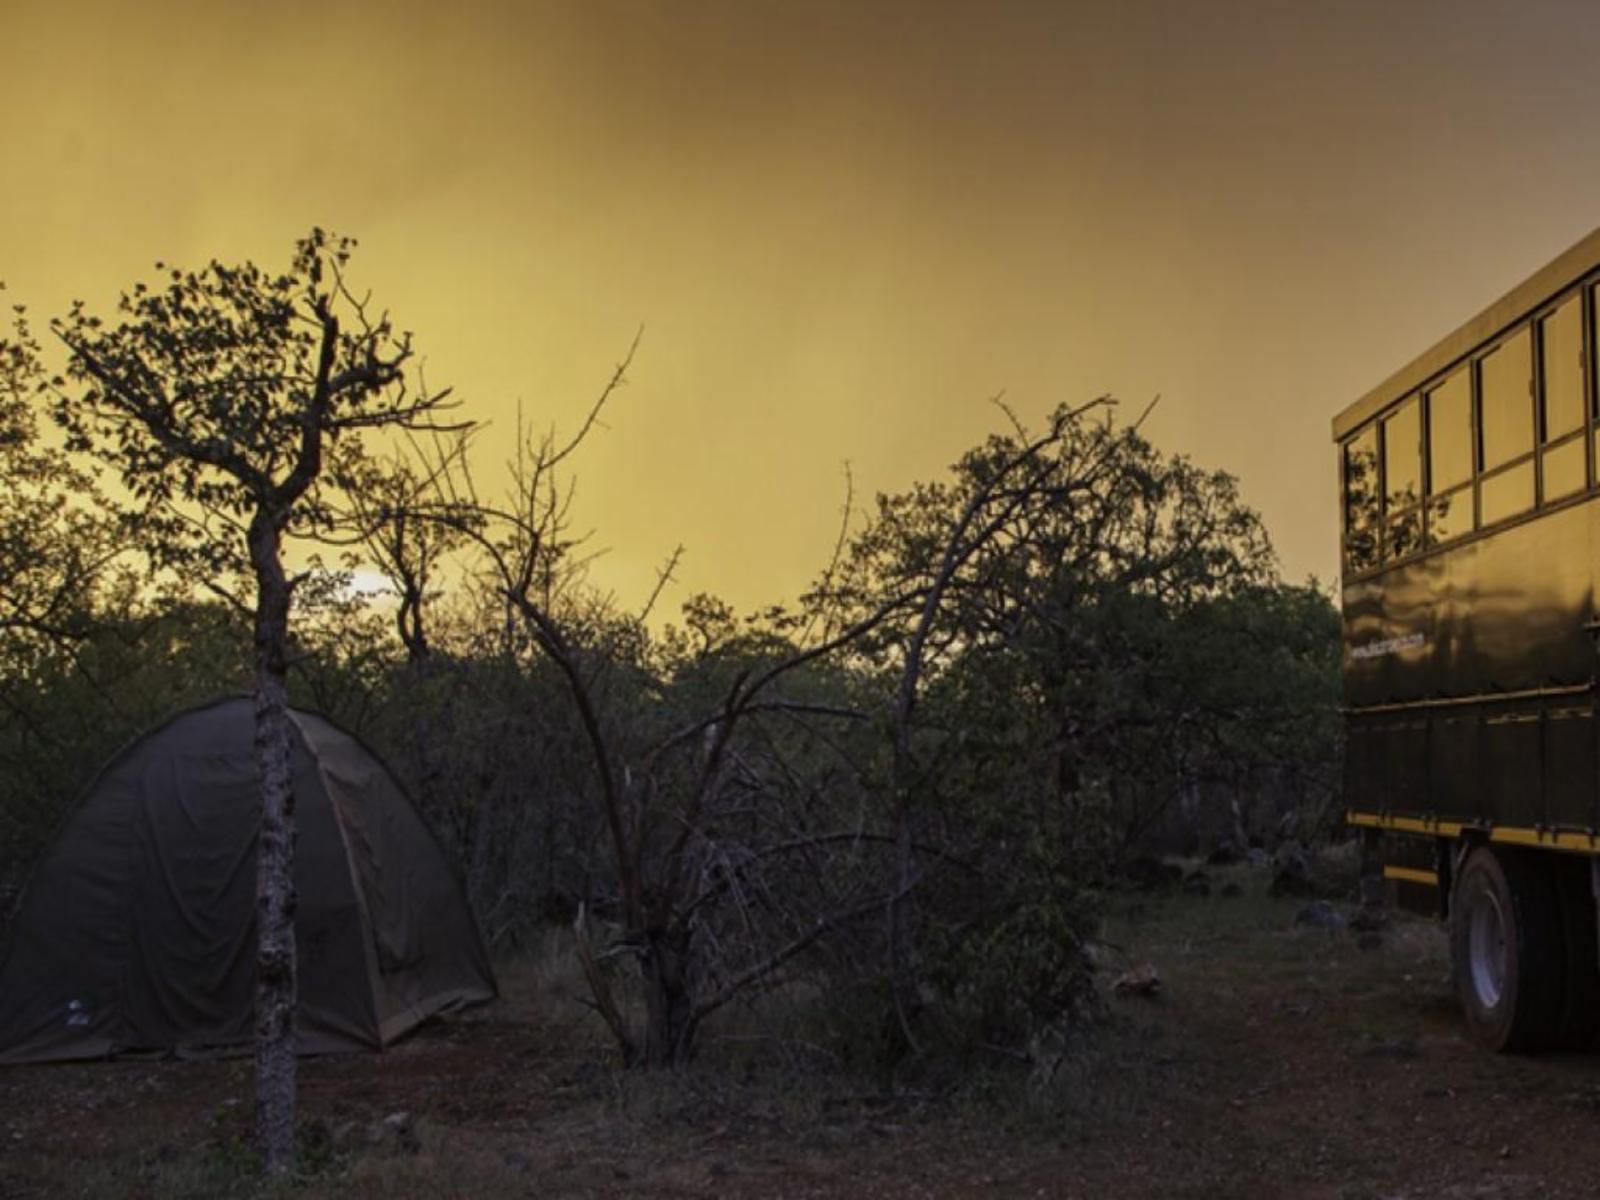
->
(0, 697), (496, 1064)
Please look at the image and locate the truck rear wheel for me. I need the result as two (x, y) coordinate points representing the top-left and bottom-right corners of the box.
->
(1450, 846), (1565, 1052)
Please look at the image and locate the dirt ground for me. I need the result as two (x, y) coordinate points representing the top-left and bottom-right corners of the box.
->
(8, 869), (1600, 1199)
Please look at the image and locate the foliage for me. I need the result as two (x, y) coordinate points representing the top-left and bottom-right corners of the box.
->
(0, 233), (1342, 1090)
(0, 295), (127, 656)
(801, 403), (1338, 1065)
(40, 230), (462, 1176)
(49, 232), (456, 574)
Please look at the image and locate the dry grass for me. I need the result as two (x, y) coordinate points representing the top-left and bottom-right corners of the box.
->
(26, 858), (1600, 1199)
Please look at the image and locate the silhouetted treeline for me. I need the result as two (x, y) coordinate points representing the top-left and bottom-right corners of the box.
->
(0, 410), (1338, 1078)
(2, 241), (1339, 1078)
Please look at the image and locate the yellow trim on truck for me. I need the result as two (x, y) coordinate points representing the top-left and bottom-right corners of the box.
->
(1382, 865), (1439, 886)
(1347, 809), (1600, 854)
(1347, 811), (1463, 837)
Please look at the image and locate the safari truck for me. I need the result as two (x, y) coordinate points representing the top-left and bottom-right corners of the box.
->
(1338, 226), (1600, 1052)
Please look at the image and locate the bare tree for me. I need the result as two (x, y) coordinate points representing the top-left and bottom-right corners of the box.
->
(411, 365), (1102, 1067)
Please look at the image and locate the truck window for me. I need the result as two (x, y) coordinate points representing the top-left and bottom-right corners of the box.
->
(1481, 460), (1535, 524)
(1426, 366), (1473, 546)
(1541, 294), (1583, 442)
(1541, 292), (1588, 502)
(1479, 327), (1533, 471)
(1426, 489), (1469, 545)
(1428, 367), (1472, 494)
(1383, 398), (1422, 557)
(1545, 437), (1586, 501)
(1384, 398), (1421, 509)
(1343, 426), (1380, 572)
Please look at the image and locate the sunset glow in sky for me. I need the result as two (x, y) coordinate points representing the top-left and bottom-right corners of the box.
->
(9, 0), (1600, 615)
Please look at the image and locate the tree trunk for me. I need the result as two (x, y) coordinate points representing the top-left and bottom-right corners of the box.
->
(249, 511), (298, 1177)
(642, 926), (693, 1066)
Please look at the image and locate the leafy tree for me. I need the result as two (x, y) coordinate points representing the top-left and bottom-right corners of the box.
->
(807, 401), (1334, 1067)
(0, 295), (124, 652)
(48, 231), (461, 1175)
(0, 297), (135, 913)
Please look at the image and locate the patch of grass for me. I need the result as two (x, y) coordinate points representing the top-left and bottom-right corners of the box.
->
(29, 1140), (265, 1200)
(3, 877), (1480, 1200)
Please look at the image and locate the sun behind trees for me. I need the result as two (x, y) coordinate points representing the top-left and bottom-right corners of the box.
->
(0, 230), (1340, 1178)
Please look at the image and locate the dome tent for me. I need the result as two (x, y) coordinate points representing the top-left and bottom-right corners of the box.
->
(0, 697), (496, 1064)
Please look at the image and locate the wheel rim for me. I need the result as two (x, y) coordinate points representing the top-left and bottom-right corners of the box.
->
(1466, 884), (1509, 1011)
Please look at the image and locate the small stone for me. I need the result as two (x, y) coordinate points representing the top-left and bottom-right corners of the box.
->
(1360, 1036), (1420, 1060)
(1113, 963), (1162, 997)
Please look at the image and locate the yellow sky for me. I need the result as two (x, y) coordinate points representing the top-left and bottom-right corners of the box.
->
(9, 0), (1600, 616)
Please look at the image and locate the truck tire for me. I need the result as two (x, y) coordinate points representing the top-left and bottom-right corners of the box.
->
(1450, 846), (1565, 1052)
(1554, 856), (1600, 1050)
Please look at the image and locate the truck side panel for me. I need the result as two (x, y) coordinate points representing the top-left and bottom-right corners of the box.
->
(1342, 498), (1598, 711)
(1343, 493), (1600, 837)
